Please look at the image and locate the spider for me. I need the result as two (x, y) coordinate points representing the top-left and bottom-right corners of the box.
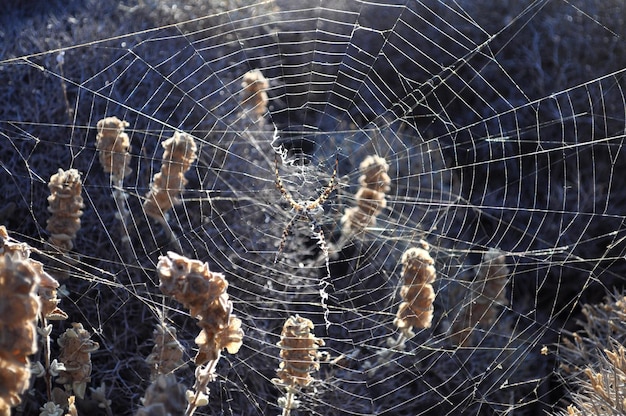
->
(273, 149), (339, 264)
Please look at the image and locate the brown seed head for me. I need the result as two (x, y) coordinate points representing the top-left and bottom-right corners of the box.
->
(144, 132), (197, 220)
(96, 116), (132, 182)
(0, 251), (42, 413)
(273, 315), (324, 388)
(145, 323), (187, 380)
(46, 168), (83, 252)
(241, 69), (269, 118)
(56, 322), (99, 399)
(393, 241), (437, 337)
(136, 374), (187, 416)
(157, 252), (243, 365)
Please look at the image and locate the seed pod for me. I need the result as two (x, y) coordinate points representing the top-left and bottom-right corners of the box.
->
(451, 248), (509, 347)
(144, 132), (197, 221)
(273, 315), (324, 388)
(56, 322), (99, 399)
(393, 241), (437, 338)
(0, 251), (42, 414)
(240, 69), (269, 119)
(96, 116), (132, 182)
(136, 374), (187, 416)
(341, 155), (391, 234)
(47, 168), (83, 252)
(157, 252), (243, 365)
(145, 323), (187, 380)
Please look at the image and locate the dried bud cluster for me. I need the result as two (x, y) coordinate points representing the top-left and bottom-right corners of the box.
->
(157, 252), (243, 365)
(47, 168), (84, 252)
(393, 241), (437, 338)
(56, 322), (100, 399)
(0, 225), (29, 257)
(96, 116), (132, 182)
(136, 374), (187, 416)
(273, 315), (324, 388)
(342, 155), (391, 234)
(144, 132), (197, 221)
(451, 248), (509, 347)
(145, 323), (187, 380)
(0, 250), (41, 415)
(34, 261), (67, 321)
(240, 69), (269, 119)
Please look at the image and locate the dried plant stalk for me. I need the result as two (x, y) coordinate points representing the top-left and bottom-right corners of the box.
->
(0, 249), (42, 415)
(393, 241), (437, 338)
(560, 345), (626, 415)
(451, 248), (509, 347)
(554, 291), (626, 415)
(56, 322), (99, 400)
(96, 116), (132, 182)
(272, 315), (324, 416)
(145, 323), (187, 381)
(47, 168), (84, 253)
(341, 155), (391, 235)
(157, 252), (243, 415)
(135, 374), (187, 416)
(143, 132), (197, 222)
(240, 69), (269, 119)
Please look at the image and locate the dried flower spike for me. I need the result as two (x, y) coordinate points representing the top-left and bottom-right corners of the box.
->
(47, 168), (84, 253)
(272, 315), (324, 416)
(240, 69), (269, 119)
(0, 251), (42, 415)
(451, 248), (509, 347)
(143, 132), (197, 221)
(157, 252), (243, 415)
(157, 252), (243, 366)
(393, 241), (437, 338)
(274, 315), (325, 388)
(96, 116), (132, 182)
(135, 374), (187, 416)
(341, 155), (391, 235)
(145, 323), (187, 380)
(56, 322), (99, 399)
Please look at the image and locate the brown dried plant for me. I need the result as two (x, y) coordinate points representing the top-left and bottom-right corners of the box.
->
(145, 323), (187, 381)
(341, 155), (391, 235)
(393, 240), (437, 339)
(96, 116), (133, 237)
(1, 226), (67, 405)
(451, 248), (509, 347)
(0, 241), (42, 415)
(47, 168), (84, 253)
(558, 344), (626, 416)
(135, 374), (188, 416)
(143, 131), (197, 222)
(56, 322), (100, 400)
(554, 291), (626, 415)
(96, 116), (132, 183)
(157, 252), (244, 415)
(272, 315), (325, 416)
(240, 69), (269, 120)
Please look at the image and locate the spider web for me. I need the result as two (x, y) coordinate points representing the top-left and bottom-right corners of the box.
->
(2, 0), (626, 415)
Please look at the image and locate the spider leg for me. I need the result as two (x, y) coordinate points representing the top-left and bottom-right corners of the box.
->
(274, 213), (299, 264)
(275, 152), (303, 210)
